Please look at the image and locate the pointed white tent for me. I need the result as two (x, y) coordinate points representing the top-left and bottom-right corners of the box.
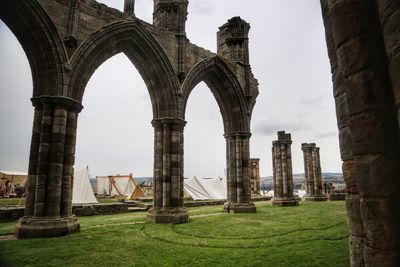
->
(184, 176), (227, 200)
(73, 167), (98, 204)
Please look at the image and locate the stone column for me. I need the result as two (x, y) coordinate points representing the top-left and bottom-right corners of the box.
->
(124, 0), (135, 14)
(224, 132), (256, 213)
(249, 158), (260, 195)
(16, 96), (83, 239)
(147, 118), (188, 224)
(61, 111), (78, 217)
(321, 1), (400, 266)
(271, 131), (298, 206)
(301, 143), (326, 201)
(320, 2), (364, 265)
(24, 107), (42, 217)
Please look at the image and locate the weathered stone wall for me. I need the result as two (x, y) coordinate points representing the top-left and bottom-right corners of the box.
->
(321, 1), (400, 266)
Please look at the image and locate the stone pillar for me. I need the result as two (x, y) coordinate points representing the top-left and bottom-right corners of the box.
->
(217, 17), (252, 97)
(24, 107), (42, 217)
(224, 132), (256, 213)
(301, 143), (326, 201)
(271, 131), (298, 206)
(147, 118), (188, 224)
(249, 158), (260, 195)
(15, 96), (83, 239)
(153, 0), (188, 34)
(321, 1), (400, 266)
(124, 0), (135, 14)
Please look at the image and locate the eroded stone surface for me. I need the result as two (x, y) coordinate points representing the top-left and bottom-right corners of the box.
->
(321, 1), (400, 266)
(271, 131), (298, 207)
(301, 143), (326, 201)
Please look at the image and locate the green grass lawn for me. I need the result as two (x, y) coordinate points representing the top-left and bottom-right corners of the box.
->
(0, 201), (349, 267)
(0, 198), (25, 206)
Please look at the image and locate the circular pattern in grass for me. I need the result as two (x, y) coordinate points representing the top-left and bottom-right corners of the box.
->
(142, 202), (348, 249)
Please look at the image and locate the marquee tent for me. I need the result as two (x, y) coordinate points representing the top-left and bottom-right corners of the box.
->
(72, 167), (98, 204)
(184, 176), (227, 200)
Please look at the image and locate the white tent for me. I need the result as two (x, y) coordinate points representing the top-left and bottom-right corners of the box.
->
(96, 174), (138, 198)
(72, 167), (98, 204)
(184, 176), (227, 200)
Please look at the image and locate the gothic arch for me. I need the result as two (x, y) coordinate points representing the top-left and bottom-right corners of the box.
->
(69, 20), (180, 118)
(181, 56), (255, 213)
(181, 56), (249, 133)
(0, 0), (67, 97)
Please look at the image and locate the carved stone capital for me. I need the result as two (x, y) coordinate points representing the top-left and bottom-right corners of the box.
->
(31, 96), (84, 113)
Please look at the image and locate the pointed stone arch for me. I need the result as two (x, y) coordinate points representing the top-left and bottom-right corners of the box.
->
(69, 20), (188, 224)
(0, 0), (67, 96)
(69, 20), (180, 119)
(181, 56), (255, 213)
(181, 56), (249, 133)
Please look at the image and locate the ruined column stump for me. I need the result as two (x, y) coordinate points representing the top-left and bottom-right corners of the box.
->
(147, 207), (189, 224)
(224, 202), (257, 213)
(302, 143), (327, 202)
(249, 158), (260, 195)
(271, 131), (298, 207)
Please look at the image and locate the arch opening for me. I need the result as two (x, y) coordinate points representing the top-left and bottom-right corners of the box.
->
(184, 81), (227, 200)
(0, 21), (33, 172)
(181, 57), (249, 134)
(0, 1), (67, 97)
(181, 58), (254, 211)
(69, 21), (180, 119)
(75, 53), (153, 180)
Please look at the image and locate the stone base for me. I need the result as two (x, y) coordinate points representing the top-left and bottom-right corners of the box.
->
(224, 202), (257, 213)
(327, 193), (346, 201)
(15, 216), (80, 239)
(304, 195), (328, 202)
(147, 207), (189, 224)
(271, 198), (299, 207)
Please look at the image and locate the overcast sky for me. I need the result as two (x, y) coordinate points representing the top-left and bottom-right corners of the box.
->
(0, 0), (340, 178)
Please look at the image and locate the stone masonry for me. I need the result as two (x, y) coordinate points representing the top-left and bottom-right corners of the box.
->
(301, 143), (327, 201)
(0, 0), (259, 238)
(321, 1), (400, 266)
(249, 158), (260, 195)
(271, 131), (298, 207)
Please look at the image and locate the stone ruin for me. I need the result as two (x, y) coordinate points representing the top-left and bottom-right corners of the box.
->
(271, 131), (298, 207)
(0, 0), (399, 265)
(0, 0), (259, 238)
(301, 143), (327, 201)
(249, 158), (260, 195)
(321, 1), (400, 265)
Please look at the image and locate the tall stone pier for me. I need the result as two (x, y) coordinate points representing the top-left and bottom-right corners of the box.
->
(249, 158), (260, 195)
(321, 1), (400, 265)
(147, 118), (188, 223)
(15, 97), (82, 238)
(271, 131), (298, 206)
(301, 143), (327, 201)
